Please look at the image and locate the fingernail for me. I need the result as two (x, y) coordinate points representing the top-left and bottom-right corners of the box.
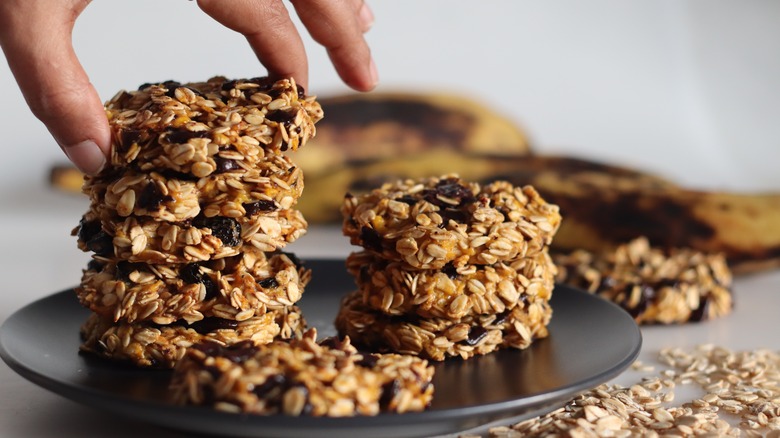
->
(369, 58), (379, 86)
(359, 3), (375, 30)
(64, 140), (106, 175)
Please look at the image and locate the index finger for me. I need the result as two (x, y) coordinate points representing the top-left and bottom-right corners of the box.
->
(290, 0), (377, 91)
(197, 0), (309, 90)
(0, 0), (110, 175)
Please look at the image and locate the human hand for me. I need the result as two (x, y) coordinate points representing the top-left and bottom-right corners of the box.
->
(0, 0), (376, 175)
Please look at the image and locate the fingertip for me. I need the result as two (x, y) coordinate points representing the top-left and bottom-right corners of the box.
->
(337, 55), (378, 92)
(358, 2), (375, 32)
(0, 1), (109, 174)
(368, 57), (379, 88)
(62, 139), (106, 175)
(199, 0), (310, 94)
(37, 86), (112, 175)
(293, 0), (377, 92)
(242, 28), (310, 93)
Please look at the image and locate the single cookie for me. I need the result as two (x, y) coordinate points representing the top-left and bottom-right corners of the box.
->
(79, 305), (306, 368)
(85, 152), (303, 222)
(347, 250), (555, 320)
(554, 237), (733, 324)
(74, 208), (307, 263)
(169, 329), (434, 416)
(341, 175), (561, 270)
(77, 249), (310, 324)
(335, 289), (552, 361)
(105, 76), (323, 177)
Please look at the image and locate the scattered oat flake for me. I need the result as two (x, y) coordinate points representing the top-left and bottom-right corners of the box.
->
(463, 345), (780, 438)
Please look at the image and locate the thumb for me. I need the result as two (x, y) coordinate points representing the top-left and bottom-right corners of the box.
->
(0, 1), (110, 175)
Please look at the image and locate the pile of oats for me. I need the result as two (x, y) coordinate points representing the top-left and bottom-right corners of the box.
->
(468, 345), (780, 437)
(74, 77), (320, 368)
(338, 175), (561, 360)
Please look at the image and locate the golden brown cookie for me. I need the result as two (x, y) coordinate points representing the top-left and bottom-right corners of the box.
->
(77, 249), (310, 324)
(347, 250), (555, 320)
(74, 208), (307, 263)
(105, 76), (323, 176)
(335, 289), (552, 361)
(85, 152), (303, 222)
(341, 175), (561, 270)
(79, 305), (306, 368)
(169, 329), (434, 416)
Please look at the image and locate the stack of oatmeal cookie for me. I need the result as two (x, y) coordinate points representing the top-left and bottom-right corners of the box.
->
(73, 76), (322, 367)
(337, 175), (562, 360)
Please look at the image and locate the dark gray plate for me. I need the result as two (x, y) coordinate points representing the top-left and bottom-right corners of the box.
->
(0, 259), (640, 438)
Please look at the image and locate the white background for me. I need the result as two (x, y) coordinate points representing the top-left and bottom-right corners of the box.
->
(1, 2), (780, 437)
(0, 0), (779, 202)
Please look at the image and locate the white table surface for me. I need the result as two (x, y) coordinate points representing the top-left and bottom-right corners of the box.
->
(1, 188), (779, 438)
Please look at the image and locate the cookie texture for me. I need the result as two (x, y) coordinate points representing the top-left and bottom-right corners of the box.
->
(80, 306), (306, 368)
(342, 175), (561, 270)
(84, 153), (303, 223)
(76, 249), (309, 324)
(75, 208), (307, 263)
(169, 329), (434, 415)
(335, 289), (552, 361)
(554, 237), (733, 324)
(347, 250), (555, 320)
(105, 76), (322, 174)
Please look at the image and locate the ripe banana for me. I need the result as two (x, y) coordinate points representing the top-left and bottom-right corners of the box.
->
(294, 91), (531, 176)
(297, 153), (780, 274)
